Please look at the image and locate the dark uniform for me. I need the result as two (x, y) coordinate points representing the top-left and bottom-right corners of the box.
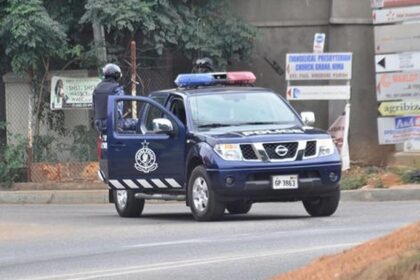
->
(93, 64), (124, 133)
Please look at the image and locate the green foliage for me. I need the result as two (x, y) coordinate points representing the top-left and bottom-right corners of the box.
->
(340, 171), (368, 190)
(81, 0), (257, 68)
(70, 125), (97, 162)
(33, 135), (58, 162)
(0, 0), (68, 73)
(0, 122), (27, 187)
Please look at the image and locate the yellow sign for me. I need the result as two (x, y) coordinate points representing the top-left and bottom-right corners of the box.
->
(378, 100), (420, 116)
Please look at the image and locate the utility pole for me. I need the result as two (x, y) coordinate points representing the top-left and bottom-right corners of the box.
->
(92, 11), (107, 68)
(131, 41), (137, 118)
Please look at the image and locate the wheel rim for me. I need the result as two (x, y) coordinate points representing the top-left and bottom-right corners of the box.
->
(116, 190), (128, 209)
(192, 176), (209, 213)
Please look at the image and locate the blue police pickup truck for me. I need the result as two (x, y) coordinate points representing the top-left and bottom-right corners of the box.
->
(97, 71), (342, 221)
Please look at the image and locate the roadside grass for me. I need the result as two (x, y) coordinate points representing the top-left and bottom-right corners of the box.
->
(340, 165), (420, 190)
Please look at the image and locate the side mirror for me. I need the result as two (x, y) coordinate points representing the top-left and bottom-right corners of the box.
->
(301, 112), (315, 126)
(152, 118), (174, 134)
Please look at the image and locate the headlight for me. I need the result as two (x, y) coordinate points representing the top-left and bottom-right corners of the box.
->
(214, 144), (243, 161)
(318, 138), (335, 157)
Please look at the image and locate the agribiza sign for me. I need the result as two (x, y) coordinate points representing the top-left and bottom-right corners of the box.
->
(373, 5), (420, 24)
(286, 85), (351, 100)
(371, 0), (420, 8)
(285, 53), (353, 81)
(379, 100), (420, 116)
(376, 71), (420, 100)
(378, 116), (420, 144)
(50, 76), (101, 110)
(374, 23), (420, 54)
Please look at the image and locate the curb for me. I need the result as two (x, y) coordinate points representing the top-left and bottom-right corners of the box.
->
(0, 188), (419, 204)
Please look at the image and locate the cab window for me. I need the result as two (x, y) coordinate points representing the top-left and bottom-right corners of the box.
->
(169, 98), (187, 125)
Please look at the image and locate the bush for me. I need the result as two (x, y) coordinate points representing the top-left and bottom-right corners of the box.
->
(0, 123), (27, 187)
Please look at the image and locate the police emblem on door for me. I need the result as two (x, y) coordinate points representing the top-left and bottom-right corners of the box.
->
(134, 141), (158, 173)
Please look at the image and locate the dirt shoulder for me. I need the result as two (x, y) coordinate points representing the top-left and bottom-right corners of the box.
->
(274, 222), (420, 280)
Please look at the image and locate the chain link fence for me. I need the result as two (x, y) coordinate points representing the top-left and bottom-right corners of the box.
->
(2, 68), (174, 185)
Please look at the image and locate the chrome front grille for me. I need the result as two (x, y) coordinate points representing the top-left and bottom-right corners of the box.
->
(263, 142), (298, 160)
(240, 140), (317, 162)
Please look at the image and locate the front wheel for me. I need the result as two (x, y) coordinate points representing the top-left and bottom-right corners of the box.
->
(302, 189), (340, 217)
(188, 166), (225, 221)
(113, 190), (145, 218)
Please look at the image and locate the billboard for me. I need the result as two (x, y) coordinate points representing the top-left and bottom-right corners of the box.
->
(286, 85), (351, 100)
(50, 76), (101, 110)
(374, 23), (420, 54)
(371, 0), (420, 8)
(285, 53), (353, 81)
(379, 100), (420, 116)
(372, 5), (420, 24)
(378, 116), (420, 144)
(375, 52), (420, 73)
(376, 71), (420, 100)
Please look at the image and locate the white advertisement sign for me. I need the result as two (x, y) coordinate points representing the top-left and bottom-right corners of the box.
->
(373, 6), (420, 24)
(371, 0), (420, 8)
(378, 116), (420, 144)
(376, 71), (420, 101)
(375, 52), (420, 73)
(50, 76), (101, 110)
(286, 85), (351, 100)
(328, 104), (351, 170)
(374, 23), (420, 54)
(286, 53), (353, 81)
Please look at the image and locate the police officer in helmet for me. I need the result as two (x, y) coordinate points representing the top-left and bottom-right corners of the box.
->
(93, 63), (125, 133)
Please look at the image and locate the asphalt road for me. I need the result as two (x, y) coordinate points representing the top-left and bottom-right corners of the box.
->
(0, 201), (419, 280)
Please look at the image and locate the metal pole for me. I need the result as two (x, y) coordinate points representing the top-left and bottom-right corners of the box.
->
(131, 41), (137, 118)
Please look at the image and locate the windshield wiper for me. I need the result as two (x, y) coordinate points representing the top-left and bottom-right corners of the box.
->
(198, 123), (233, 128)
(234, 121), (283, 126)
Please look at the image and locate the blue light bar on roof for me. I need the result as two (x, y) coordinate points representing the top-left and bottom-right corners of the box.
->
(174, 71), (256, 88)
(174, 73), (215, 87)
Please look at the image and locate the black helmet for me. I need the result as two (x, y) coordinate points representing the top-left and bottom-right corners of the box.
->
(193, 57), (215, 73)
(103, 63), (122, 80)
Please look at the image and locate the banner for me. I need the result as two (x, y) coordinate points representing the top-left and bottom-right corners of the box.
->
(378, 116), (420, 144)
(286, 85), (351, 100)
(50, 76), (101, 110)
(328, 104), (351, 171)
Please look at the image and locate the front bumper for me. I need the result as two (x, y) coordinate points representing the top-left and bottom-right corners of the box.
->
(207, 162), (341, 202)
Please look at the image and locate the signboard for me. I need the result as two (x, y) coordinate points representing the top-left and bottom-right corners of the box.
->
(379, 100), (420, 116)
(378, 116), (420, 144)
(376, 71), (420, 100)
(371, 0), (420, 8)
(374, 23), (420, 54)
(286, 85), (351, 100)
(375, 52), (420, 73)
(373, 5), (420, 24)
(313, 33), (326, 53)
(328, 104), (351, 170)
(50, 76), (101, 110)
(286, 53), (353, 80)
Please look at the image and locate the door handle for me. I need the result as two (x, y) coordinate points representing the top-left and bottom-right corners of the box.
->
(110, 143), (126, 148)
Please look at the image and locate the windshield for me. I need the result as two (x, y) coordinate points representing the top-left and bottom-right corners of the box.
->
(189, 91), (301, 131)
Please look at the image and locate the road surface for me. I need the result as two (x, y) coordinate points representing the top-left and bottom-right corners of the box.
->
(0, 201), (419, 280)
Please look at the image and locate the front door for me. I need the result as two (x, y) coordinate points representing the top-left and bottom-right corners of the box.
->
(106, 96), (186, 193)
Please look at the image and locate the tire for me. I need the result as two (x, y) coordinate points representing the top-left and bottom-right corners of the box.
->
(302, 189), (340, 217)
(113, 190), (145, 218)
(226, 200), (252, 215)
(188, 166), (225, 221)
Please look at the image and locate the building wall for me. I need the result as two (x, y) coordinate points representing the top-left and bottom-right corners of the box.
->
(231, 0), (394, 164)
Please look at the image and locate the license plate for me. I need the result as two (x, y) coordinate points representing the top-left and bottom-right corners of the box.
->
(272, 175), (299, 190)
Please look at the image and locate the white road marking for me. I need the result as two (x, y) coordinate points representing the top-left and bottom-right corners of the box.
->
(122, 179), (139, 189)
(25, 242), (359, 280)
(165, 178), (182, 188)
(136, 179), (153, 189)
(123, 239), (202, 248)
(151, 179), (168, 189)
(108, 180), (125, 189)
